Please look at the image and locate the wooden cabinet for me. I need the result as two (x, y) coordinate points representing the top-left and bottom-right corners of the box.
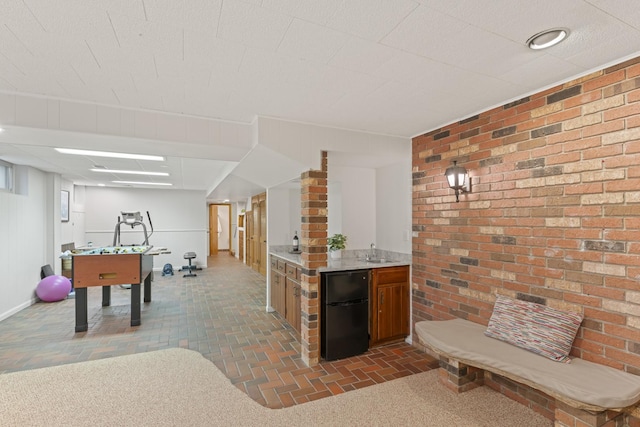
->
(370, 266), (410, 347)
(270, 257), (286, 315)
(270, 255), (302, 334)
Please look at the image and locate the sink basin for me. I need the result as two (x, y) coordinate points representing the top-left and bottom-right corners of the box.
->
(366, 259), (387, 264)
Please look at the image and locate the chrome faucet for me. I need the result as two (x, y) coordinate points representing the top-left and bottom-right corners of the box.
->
(367, 243), (376, 260)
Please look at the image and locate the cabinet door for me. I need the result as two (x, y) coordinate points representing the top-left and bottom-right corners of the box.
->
(294, 282), (301, 333)
(285, 277), (301, 333)
(271, 270), (286, 315)
(370, 266), (410, 347)
(376, 283), (408, 342)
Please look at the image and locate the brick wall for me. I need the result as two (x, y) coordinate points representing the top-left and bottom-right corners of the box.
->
(412, 56), (640, 374)
(299, 155), (328, 367)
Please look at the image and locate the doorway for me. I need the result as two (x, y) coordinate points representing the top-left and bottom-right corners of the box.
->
(209, 204), (231, 256)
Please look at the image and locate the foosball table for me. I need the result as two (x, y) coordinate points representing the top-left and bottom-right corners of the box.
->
(71, 245), (153, 332)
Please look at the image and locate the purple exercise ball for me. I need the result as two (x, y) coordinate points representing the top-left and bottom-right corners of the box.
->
(36, 275), (72, 302)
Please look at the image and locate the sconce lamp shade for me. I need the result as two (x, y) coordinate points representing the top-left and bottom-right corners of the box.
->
(445, 161), (469, 202)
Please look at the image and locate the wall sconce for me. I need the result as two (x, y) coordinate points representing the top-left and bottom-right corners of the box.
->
(444, 161), (472, 202)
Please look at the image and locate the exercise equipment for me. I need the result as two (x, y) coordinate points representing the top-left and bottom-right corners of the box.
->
(181, 252), (201, 277)
(112, 211), (154, 246)
(111, 211), (154, 289)
(36, 275), (72, 302)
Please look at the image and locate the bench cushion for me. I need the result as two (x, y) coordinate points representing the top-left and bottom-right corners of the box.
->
(415, 318), (640, 411)
(485, 295), (582, 363)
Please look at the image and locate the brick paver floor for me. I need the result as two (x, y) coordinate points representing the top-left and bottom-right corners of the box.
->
(0, 254), (437, 408)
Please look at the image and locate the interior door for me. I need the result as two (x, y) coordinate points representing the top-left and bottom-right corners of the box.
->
(252, 198), (261, 272)
(209, 205), (219, 255)
(245, 210), (253, 267)
(259, 197), (267, 276)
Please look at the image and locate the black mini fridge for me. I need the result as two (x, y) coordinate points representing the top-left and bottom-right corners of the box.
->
(321, 269), (370, 361)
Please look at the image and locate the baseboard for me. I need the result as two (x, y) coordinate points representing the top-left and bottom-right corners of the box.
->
(0, 298), (37, 322)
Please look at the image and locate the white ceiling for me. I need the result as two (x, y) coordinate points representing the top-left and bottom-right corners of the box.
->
(1, 0), (640, 199)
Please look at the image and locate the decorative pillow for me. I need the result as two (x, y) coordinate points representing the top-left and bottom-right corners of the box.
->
(484, 295), (583, 363)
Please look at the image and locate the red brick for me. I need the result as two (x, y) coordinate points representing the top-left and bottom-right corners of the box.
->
(564, 90), (602, 108)
(628, 88), (640, 103)
(547, 106), (582, 124)
(581, 119), (625, 137)
(581, 329), (625, 349)
(604, 102), (640, 121)
(583, 68), (626, 91)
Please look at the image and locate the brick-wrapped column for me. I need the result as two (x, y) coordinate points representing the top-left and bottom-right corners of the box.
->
(299, 164), (328, 367)
(437, 356), (484, 393)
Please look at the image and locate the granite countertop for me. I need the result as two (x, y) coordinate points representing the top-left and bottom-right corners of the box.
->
(269, 246), (410, 272)
(269, 249), (302, 266)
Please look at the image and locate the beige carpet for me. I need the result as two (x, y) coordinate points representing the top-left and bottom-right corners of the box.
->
(0, 348), (551, 426)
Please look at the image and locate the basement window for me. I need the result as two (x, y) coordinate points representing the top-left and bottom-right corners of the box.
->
(0, 159), (13, 192)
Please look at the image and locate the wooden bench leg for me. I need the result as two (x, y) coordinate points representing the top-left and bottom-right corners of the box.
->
(437, 356), (484, 393)
(554, 401), (623, 427)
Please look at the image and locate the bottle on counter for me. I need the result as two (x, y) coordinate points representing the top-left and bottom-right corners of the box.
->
(293, 231), (299, 252)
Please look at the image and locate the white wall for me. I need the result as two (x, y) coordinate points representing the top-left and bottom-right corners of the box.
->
(329, 165), (376, 250)
(70, 185), (86, 246)
(0, 167), (50, 321)
(327, 181), (342, 238)
(267, 185), (302, 247)
(84, 187), (208, 269)
(288, 187), (301, 243)
(60, 179), (76, 248)
(267, 187), (291, 246)
(376, 160), (412, 254)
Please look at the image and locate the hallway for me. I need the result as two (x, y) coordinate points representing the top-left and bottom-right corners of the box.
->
(0, 254), (436, 408)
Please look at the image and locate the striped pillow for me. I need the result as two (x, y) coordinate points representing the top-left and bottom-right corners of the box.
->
(485, 295), (583, 363)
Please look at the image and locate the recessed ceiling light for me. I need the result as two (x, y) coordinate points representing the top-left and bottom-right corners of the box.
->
(90, 168), (169, 176)
(97, 183), (106, 187)
(112, 181), (172, 186)
(527, 28), (569, 50)
(55, 148), (164, 161)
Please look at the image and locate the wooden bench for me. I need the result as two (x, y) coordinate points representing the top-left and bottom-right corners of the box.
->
(415, 318), (640, 427)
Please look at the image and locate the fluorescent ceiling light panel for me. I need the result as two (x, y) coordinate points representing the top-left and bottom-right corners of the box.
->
(112, 181), (173, 186)
(90, 168), (169, 176)
(56, 148), (164, 161)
